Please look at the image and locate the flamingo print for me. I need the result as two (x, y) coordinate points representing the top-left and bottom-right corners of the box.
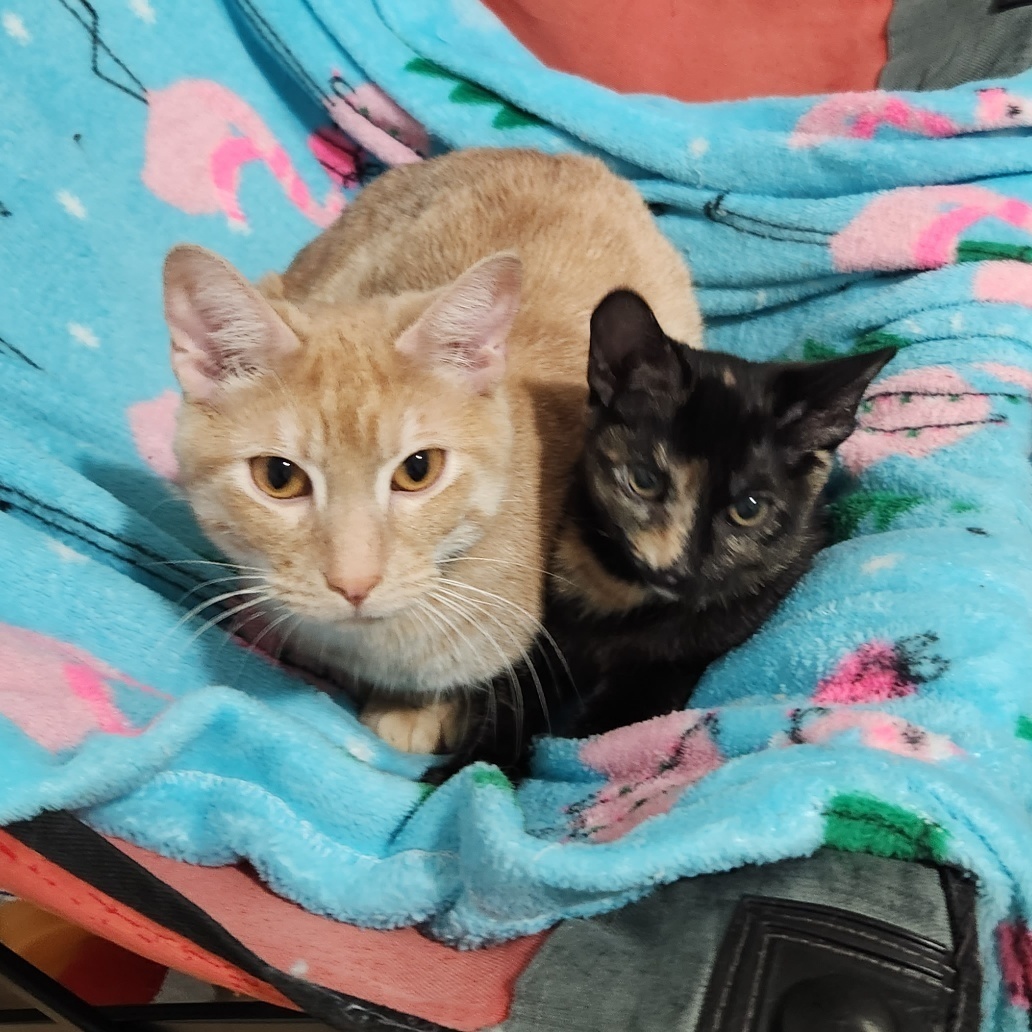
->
(567, 710), (724, 843)
(143, 80), (350, 230)
(812, 633), (948, 706)
(781, 708), (961, 762)
(831, 185), (1032, 273)
(836, 366), (1011, 474)
(789, 87), (1032, 148)
(0, 624), (170, 752)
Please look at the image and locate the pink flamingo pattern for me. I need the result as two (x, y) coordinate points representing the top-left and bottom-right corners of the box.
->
(143, 79), (352, 230)
(973, 262), (1032, 308)
(326, 80), (429, 167)
(0, 624), (170, 752)
(830, 185), (1032, 273)
(781, 708), (962, 762)
(127, 390), (181, 481)
(978, 361), (1032, 393)
(813, 633), (948, 706)
(838, 366), (1009, 474)
(789, 87), (1032, 148)
(567, 710), (725, 843)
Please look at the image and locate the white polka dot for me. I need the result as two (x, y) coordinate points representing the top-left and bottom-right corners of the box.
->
(689, 137), (709, 157)
(950, 312), (964, 333)
(755, 290), (767, 307)
(346, 738), (375, 762)
(68, 322), (99, 348)
(56, 190), (87, 219)
(48, 541), (88, 563)
(128, 0), (156, 23)
(227, 219), (251, 235)
(289, 960), (309, 978)
(2, 12), (30, 44)
(862, 553), (901, 574)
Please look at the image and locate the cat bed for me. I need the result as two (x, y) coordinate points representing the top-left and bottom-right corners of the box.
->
(2, 1), (1032, 1030)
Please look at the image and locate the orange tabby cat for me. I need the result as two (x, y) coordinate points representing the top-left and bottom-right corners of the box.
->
(163, 148), (700, 754)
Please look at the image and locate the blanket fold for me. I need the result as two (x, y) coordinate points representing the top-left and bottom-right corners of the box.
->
(2, 3), (1032, 1027)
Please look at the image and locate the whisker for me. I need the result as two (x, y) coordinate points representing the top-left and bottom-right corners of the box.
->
(437, 555), (577, 590)
(435, 586), (543, 734)
(429, 588), (528, 739)
(174, 572), (267, 607)
(248, 607), (299, 661)
(141, 559), (268, 574)
(419, 594), (505, 744)
(167, 586), (271, 638)
(178, 593), (274, 655)
(440, 578), (574, 694)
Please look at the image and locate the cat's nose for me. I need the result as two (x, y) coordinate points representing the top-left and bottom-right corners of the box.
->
(326, 572), (382, 608)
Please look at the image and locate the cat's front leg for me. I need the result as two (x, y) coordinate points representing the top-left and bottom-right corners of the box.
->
(360, 697), (462, 754)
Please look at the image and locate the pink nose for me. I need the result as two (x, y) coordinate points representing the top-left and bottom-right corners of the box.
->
(326, 573), (381, 608)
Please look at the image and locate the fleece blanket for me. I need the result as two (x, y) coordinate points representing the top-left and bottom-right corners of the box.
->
(2, 2), (1032, 1026)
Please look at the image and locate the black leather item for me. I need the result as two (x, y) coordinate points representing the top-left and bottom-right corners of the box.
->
(695, 897), (957, 1031)
(500, 852), (980, 1032)
(777, 976), (898, 1032)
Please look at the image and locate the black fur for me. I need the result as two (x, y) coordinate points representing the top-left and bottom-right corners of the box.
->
(422, 292), (894, 785)
(554, 290), (895, 739)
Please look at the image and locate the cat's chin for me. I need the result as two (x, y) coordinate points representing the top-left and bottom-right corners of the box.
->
(281, 605), (512, 696)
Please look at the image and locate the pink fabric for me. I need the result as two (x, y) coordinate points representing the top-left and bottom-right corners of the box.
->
(0, 830), (545, 1030)
(0, 832), (290, 1004)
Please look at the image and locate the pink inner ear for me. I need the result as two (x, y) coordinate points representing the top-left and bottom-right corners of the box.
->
(164, 246), (301, 402)
(397, 254), (521, 394)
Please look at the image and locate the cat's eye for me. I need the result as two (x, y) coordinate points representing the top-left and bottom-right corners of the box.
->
(727, 493), (769, 528)
(391, 449), (446, 492)
(627, 464), (663, 499)
(250, 456), (312, 500)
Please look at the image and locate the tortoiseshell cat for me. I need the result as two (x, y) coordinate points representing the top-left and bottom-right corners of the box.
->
(431, 290), (893, 778)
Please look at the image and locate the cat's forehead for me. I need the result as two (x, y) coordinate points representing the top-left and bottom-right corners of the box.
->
(672, 360), (774, 459)
(221, 310), (457, 461)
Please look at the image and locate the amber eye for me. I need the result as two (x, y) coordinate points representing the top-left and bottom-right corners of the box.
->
(627, 463), (664, 500)
(391, 449), (446, 492)
(728, 493), (769, 527)
(250, 456), (311, 500)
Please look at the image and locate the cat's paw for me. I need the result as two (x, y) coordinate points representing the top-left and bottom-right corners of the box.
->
(360, 699), (460, 754)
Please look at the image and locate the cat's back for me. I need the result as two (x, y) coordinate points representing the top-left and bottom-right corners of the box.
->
(281, 149), (699, 360)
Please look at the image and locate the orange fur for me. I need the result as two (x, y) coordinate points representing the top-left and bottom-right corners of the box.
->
(168, 149), (700, 749)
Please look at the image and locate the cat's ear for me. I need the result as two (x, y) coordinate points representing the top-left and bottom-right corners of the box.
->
(163, 245), (300, 404)
(773, 346), (896, 452)
(588, 290), (682, 407)
(396, 253), (522, 394)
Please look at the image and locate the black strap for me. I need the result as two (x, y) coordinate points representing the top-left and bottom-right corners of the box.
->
(4, 812), (446, 1032)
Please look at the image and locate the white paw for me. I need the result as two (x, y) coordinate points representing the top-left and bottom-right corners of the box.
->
(360, 700), (460, 754)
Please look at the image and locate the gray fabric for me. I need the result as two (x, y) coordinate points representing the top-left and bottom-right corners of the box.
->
(499, 851), (951, 1032)
(882, 0), (1032, 91)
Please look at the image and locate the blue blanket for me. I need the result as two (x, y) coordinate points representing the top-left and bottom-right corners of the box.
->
(2, 2), (1032, 1026)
